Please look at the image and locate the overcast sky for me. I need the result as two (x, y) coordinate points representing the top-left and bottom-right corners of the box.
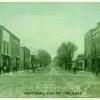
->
(0, 2), (100, 57)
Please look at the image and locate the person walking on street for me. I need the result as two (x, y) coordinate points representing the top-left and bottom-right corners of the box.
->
(0, 65), (2, 74)
(73, 62), (77, 74)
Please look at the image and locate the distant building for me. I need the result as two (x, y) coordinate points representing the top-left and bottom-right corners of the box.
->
(75, 54), (84, 70)
(20, 47), (30, 70)
(0, 25), (20, 72)
(84, 22), (100, 72)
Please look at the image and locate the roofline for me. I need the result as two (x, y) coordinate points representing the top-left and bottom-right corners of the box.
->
(0, 25), (20, 41)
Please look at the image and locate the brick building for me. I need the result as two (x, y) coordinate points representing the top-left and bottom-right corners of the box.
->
(0, 26), (20, 72)
(20, 47), (30, 70)
(84, 22), (100, 72)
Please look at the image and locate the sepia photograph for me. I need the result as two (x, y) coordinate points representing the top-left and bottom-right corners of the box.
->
(0, 2), (100, 98)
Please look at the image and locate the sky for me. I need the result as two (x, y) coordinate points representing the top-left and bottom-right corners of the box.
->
(0, 2), (100, 57)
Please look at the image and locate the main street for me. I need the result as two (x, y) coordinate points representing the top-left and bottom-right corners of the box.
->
(0, 69), (99, 97)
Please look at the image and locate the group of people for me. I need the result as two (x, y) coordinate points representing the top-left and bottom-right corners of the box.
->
(0, 64), (18, 75)
(0, 65), (10, 74)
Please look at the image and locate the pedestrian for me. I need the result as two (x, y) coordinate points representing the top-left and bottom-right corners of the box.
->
(0, 65), (2, 74)
(25, 62), (27, 70)
(13, 66), (16, 74)
(3, 65), (7, 73)
(13, 62), (17, 74)
(73, 63), (77, 74)
(96, 67), (99, 76)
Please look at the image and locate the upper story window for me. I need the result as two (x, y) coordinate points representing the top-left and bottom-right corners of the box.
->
(3, 30), (9, 42)
(4, 42), (5, 54)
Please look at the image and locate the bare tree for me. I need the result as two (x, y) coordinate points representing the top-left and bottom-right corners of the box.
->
(54, 41), (77, 71)
(36, 49), (52, 70)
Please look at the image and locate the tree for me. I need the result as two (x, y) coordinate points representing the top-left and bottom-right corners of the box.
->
(54, 41), (77, 71)
(36, 49), (52, 69)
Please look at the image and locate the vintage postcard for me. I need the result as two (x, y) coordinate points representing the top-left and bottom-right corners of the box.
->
(0, 2), (100, 98)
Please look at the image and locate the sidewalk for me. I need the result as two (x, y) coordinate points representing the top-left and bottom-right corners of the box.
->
(0, 70), (25, 76)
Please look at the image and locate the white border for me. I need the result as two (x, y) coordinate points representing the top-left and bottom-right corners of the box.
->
(0, 1), (99, 100)
(0, 98), (100, 100)
(0, 0), (100, 2)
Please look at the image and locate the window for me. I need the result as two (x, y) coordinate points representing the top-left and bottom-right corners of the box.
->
(4, 42), (5, 54)
(3, 30), (9, 42)
(7, 44), (8, 54)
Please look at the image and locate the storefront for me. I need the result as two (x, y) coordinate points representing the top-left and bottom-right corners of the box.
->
(2, 54), (11, 72)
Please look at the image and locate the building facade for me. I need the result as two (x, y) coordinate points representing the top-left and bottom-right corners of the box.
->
(75, 54), (84, 70)
(20, 47), (30, 70)
(84, 23), (100, 72)
(0, 26), (20, 72)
